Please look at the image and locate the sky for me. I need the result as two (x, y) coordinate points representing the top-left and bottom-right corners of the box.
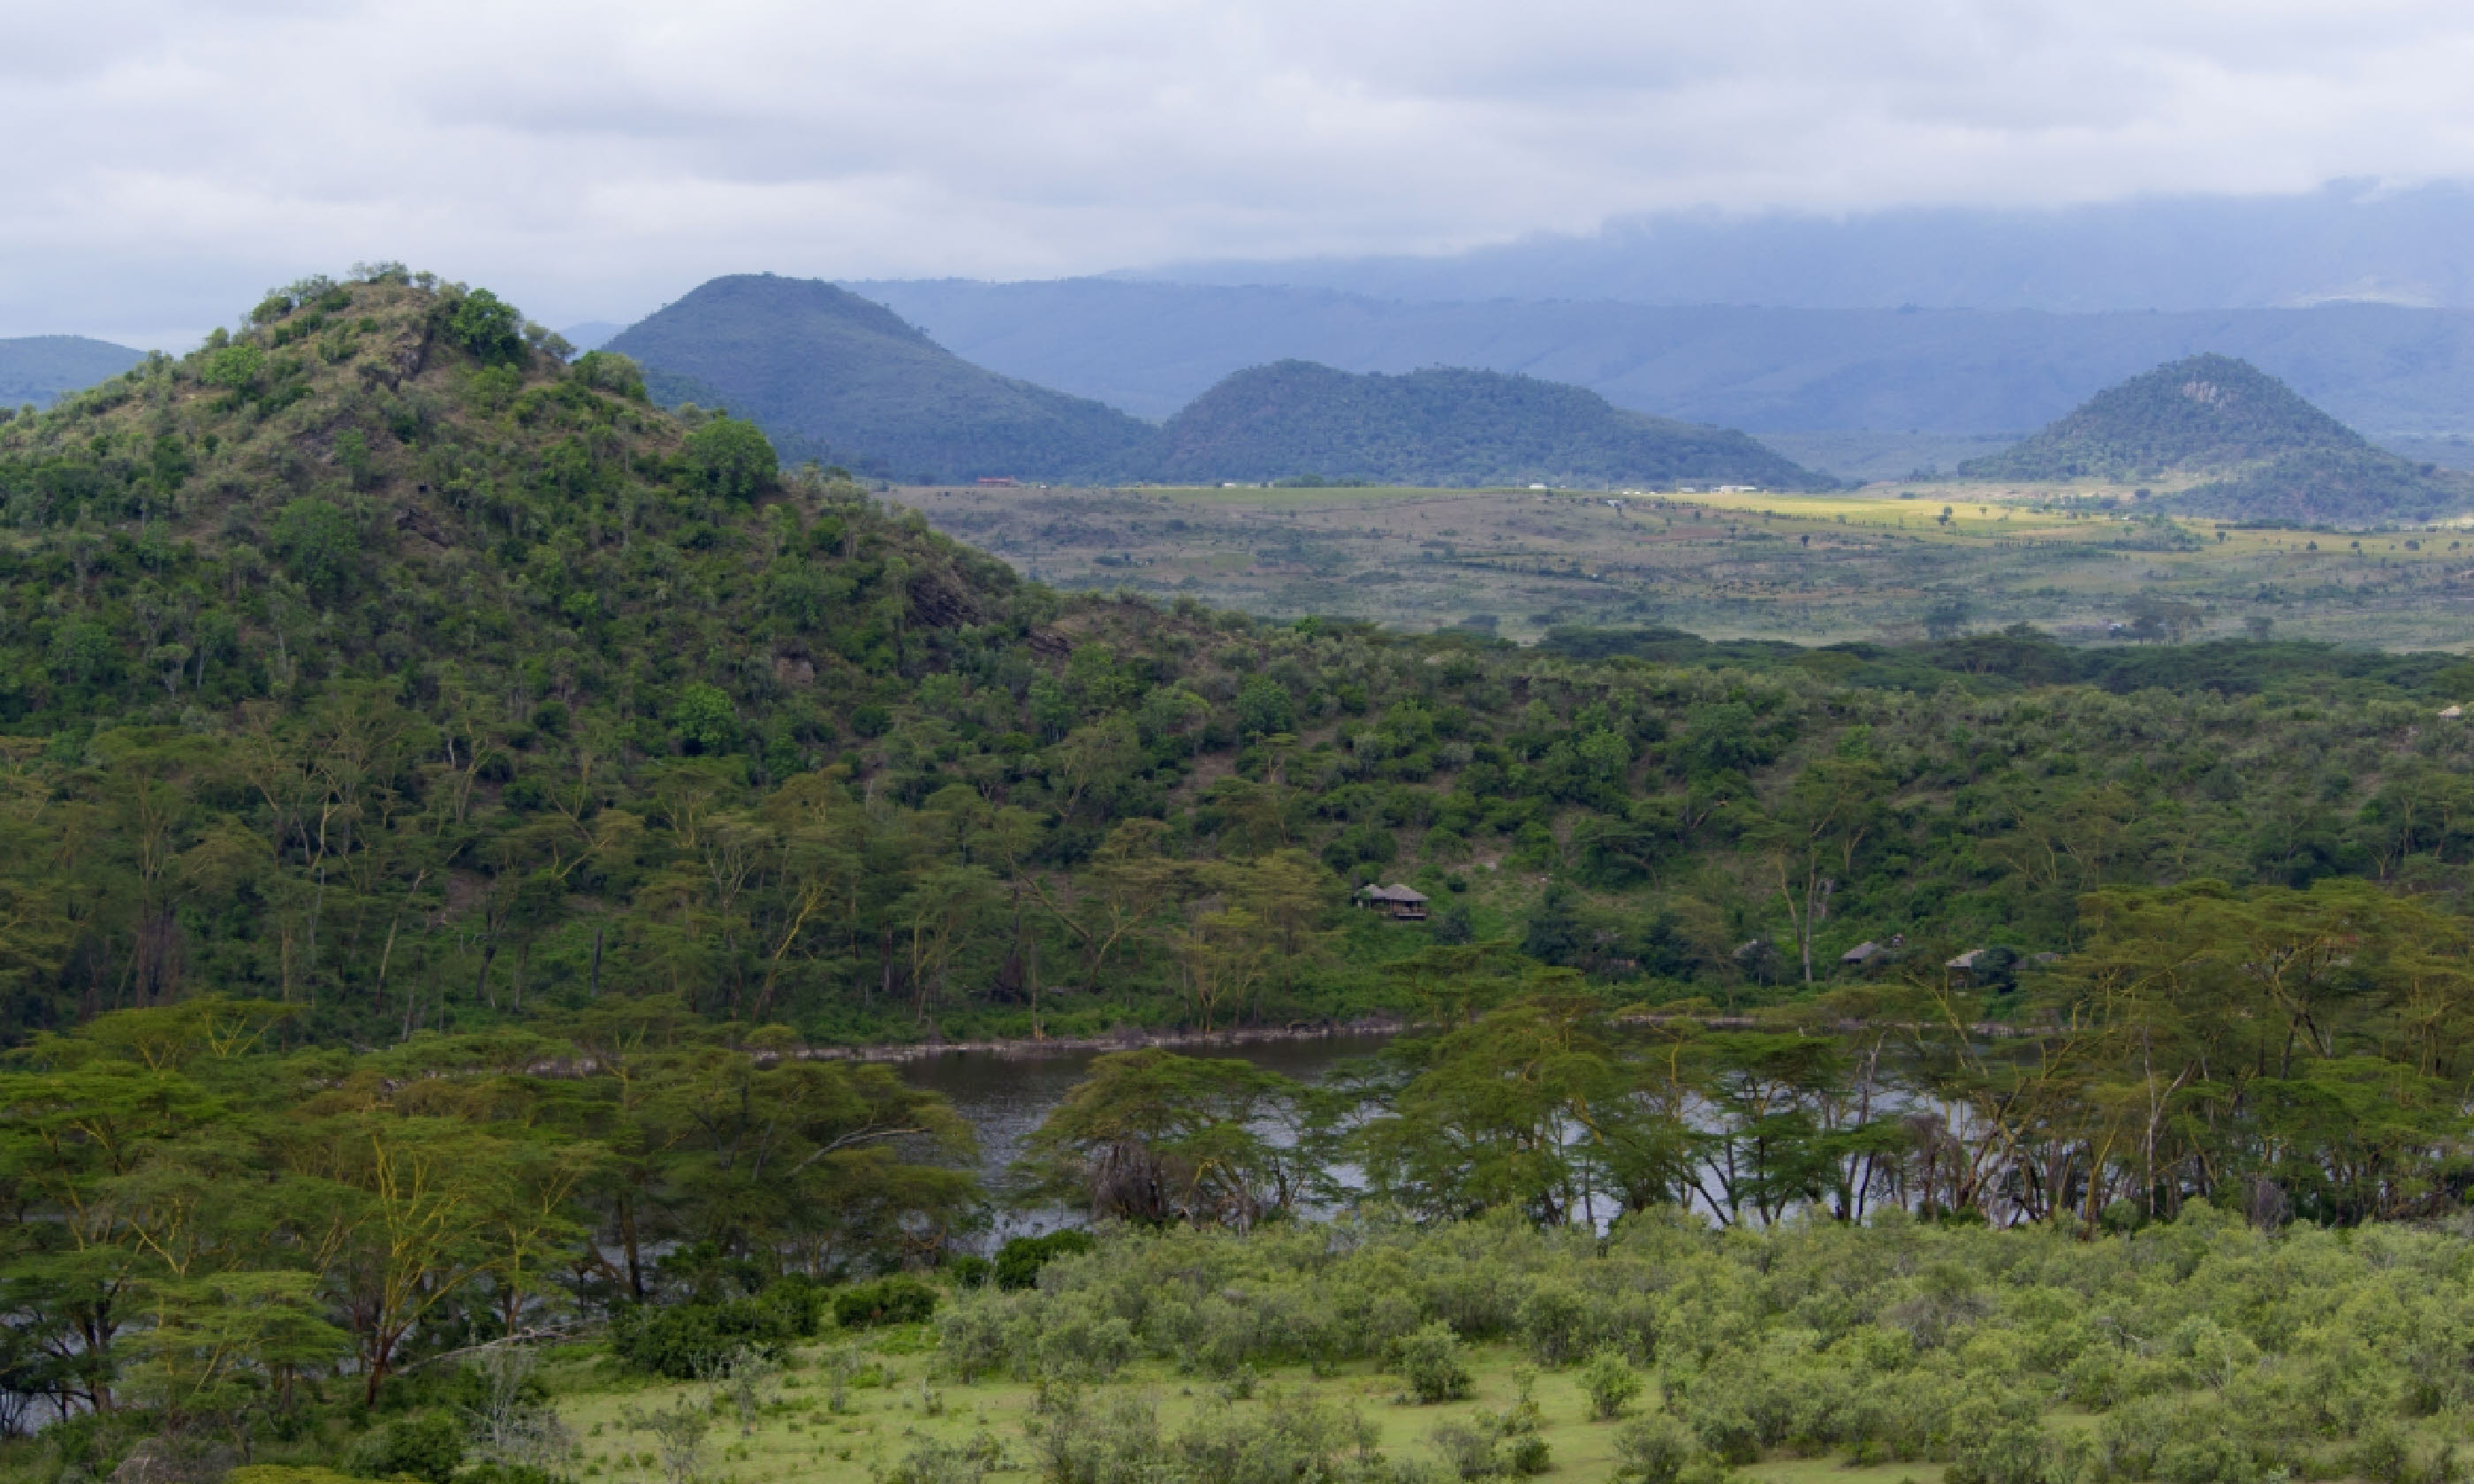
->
(13, 0), (2474, 347)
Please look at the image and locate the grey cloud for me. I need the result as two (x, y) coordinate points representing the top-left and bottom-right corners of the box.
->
(10, 0), (2474, 344)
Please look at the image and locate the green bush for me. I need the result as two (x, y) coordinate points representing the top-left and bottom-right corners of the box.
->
(1582, 1346), (1644, 1420)
(1392, 1321), (1474, 1404)
(1613, 1415), (1696, 1484)
(570, 351), (647, 400)
(609, 1282), (826, 1378)
(448, 290), (526, 366)
(833, 1276), (939, 1329)
(996, 1230), (1094, 1291)
(348, 1411), (462, 1484)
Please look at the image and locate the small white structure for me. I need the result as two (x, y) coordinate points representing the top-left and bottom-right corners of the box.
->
(2443, 705), (2465, 720)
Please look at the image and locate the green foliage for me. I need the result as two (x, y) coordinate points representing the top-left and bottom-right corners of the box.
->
(611, 1283), (828, 1378)
(833, 1276), (939, 1329)
(1580, 1346), (1643, 1420)
(570, 351), (648, 401)
(268, 496), (359, 593)
(349, 1411), (464, 1483)
(995, 1230), (1093, 1291)
(1613, 1416), (1698, 1484)
(682, 415), (778, 500)
(448, 289), (527, 367)
(1393, 1322), (1475, 1404)
(202, 341), (267, 391)
(1018, 1049), (1302, 1226)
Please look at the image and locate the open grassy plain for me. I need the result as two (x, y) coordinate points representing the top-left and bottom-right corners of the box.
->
(890, 481), (2474, 647)
(549, 1331), (1922, 1484)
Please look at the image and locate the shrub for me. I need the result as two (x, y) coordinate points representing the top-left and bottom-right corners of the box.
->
(1517, 1281), (1590, 1366)
(1614, 1416), (1697, 1484)
(570, 351), (647, 400)
(448, 290), (527, 366)
(201, 343), (265, 391)
(1393, 1322), (1474, 1404)
(947, 1254), (993, 1289)
(880, 1432), (1003, 1484)
(1582, 1346), (1644, 1420)
(349, 1412), (463, 1484)
(609, 1283), (825, 1379)
(833, 1276), (938, 1329)
(996, 1230), (1094, 1291)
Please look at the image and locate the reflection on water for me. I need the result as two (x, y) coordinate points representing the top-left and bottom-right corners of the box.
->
(898, 1033), (1397, 1241)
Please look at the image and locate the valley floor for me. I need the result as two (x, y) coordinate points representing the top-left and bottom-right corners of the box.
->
(891, 481), (2474, 648)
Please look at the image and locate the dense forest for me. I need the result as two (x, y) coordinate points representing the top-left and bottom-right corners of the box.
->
(17, 270), (2474, 1483)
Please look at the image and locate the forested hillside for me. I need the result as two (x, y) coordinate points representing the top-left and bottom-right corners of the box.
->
(4, 274), (2474, 1051)
(606, 275), (1156, 483)
(1135, 361), (1832, 488)
(1957, 353), (2474, 523)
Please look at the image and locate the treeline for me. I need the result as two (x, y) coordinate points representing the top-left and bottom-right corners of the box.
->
(0, 996), (970, 1430)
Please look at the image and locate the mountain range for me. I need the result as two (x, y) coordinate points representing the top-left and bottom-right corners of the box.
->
(608, 275), (1832, 488)
(1134, 179), (2474, 312)
(845, 278), (2474, 440)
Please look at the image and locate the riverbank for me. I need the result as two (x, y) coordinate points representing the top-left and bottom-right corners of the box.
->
(787, 1014), (1413, 1064)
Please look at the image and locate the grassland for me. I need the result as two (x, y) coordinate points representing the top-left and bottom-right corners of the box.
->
(550, 1330), (1924, 1484)
(889, 481), (2474, 648)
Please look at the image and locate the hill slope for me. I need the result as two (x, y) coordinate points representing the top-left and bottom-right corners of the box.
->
(1954, 352), (2474, 524)
(1955, 353), (2365, 479)
(0, 333), (145, 409)
(1135, 360), (1833, 488)
(607, 274), (1155, 481)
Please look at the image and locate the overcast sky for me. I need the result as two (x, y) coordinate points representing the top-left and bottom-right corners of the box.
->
(13, 0), (2474, 346)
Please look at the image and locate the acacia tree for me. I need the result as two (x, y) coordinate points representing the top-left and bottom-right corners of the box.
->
(1019, 1049), (1301, 1228)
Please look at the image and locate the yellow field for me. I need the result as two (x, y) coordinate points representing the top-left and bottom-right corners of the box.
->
(893, 481), (2474, 649)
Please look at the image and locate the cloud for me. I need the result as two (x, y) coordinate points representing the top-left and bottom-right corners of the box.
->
(9, 0), (2474, 344)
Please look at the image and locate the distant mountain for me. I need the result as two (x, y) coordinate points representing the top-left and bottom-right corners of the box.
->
(1135, 360), (1832, 489)
(1957, 355), (2361, 479)
(1133, 180), (2474, 312)
(1958, 353), (2474, 525)
(559, 321), (626, 352)
(844, 278), (2474, 439)
(607, 275), (1156, 482)
(0, 335), (144, 410)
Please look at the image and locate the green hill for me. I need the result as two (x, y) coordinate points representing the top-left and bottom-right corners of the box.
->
(607, 273), (1156, 482)
(1135, 360), (1832, 488)
(0, 332), (145, 409)
(1957, 352), (2474, 524)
